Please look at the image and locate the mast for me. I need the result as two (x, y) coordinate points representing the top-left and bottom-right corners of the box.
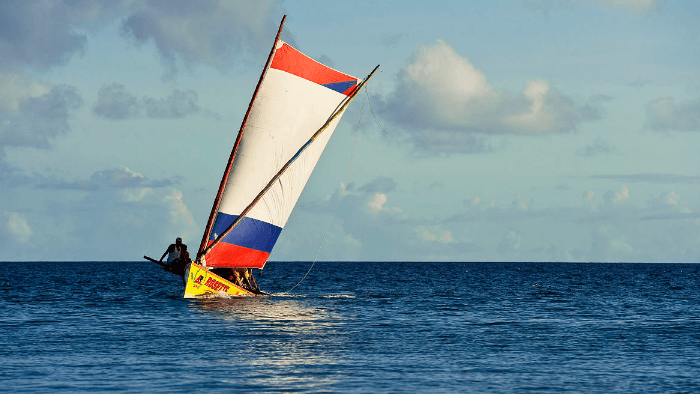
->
(200, 65), (380, 261)
(197, 15), (287, 257)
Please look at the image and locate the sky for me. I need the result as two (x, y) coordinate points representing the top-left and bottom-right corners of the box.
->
(1, 0), (699, 262)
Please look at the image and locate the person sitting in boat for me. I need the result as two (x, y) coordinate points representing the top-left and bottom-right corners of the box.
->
(244, 268), (259, 292)
(232, 269), (242, 287)
(159, 237), (190, 277)
(233, 268), (259, 292)
(224, 268), (258, 292)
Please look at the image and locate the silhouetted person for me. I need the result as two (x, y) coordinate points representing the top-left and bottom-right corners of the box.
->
(160, 237), (190, 282)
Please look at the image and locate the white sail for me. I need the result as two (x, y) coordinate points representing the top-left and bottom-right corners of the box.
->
(203, 41), (359, 268)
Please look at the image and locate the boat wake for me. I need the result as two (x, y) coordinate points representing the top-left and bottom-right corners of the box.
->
(268, 292), (308, 298)
(266, 292), (356, 299)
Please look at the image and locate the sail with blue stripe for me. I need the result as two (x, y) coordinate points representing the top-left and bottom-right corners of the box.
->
(200, 40), (359, 269)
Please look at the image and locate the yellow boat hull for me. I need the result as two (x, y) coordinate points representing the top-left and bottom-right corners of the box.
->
(183, 262), (255, 298)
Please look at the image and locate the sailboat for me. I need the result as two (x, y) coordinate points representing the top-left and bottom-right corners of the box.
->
(145, 16), (378, 297)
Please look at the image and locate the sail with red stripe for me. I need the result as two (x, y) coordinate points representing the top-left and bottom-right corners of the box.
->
(202, 40), (359, 269)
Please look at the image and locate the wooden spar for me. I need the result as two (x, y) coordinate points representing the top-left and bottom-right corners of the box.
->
(200, 65), (381, 261)
(143, 255), (178, 274)
(143, 255), (169, 269)
(197, 15), (287, 257)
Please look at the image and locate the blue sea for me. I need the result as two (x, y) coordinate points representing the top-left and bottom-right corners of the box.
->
(2, 261), (699, 393)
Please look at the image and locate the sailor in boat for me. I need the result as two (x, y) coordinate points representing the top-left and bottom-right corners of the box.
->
(234, 268), (255, 291)
(212, 267), (260, 293)
(159, 237), (190, 281)
(242, 268), (258, 291)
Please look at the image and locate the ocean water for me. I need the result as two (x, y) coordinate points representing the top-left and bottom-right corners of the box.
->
(1, 261), (699, 393)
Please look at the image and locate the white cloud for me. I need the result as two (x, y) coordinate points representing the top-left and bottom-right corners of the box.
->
(666, 191), (679, 206)
(615, 186), (630, 202)
(524, 0), (658, 15)
(93, 83), (204, 120)
(417, 226), (453, 243)
(0, 73), (51, 114)
(610, 239), (633, 252)
(367, 193), (402, 213)
(512, 197), (528, 210)
(289, 178), (700, 262)
(272, 214), (362, 261)
(465, 196), (497, 210)
(498, 230), (521, 252)
(403, 40), (496, 123)
(122, 188), (152, 202)
(441, 231), (454, 243)
(164, 189), (198, 241)
(0, 1), (282, 78)
(503, 80), (556, 133)
(378, 40), (600, 154)
(590, 0), (658, 13)
(0, 81), (82, 150)
(646, 97), (700, 131)
(643, 191), (690, 219)
(368, 193), (387, 212)
(382, 41), (585, 134)
(3, 211), (33, 244)
(590, 173), (700, 184)
(0, 168), (199, 260)
(339, 182), (350, 197)
(35, 166), (174, 191)
(605, 185), (630, 203)
(585, 190), (596, 201)
(121, 0), (284, 78)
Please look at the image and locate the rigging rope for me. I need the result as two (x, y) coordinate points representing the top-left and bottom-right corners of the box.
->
(365, 86), (387, 135)
(287, 92), (367, 293)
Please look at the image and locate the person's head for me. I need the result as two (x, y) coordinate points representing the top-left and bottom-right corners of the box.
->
(176, 237), (182, 245)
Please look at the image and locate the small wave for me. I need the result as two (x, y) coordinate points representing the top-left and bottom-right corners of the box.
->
(264, 292), (355, 299)
(321, 294), (356, 299)
(191, 292), (256, 301)
(268, 292), (307, 298)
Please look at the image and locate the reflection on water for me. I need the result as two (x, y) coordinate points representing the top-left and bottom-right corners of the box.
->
(189, 294), (334, 326)
(186, 295), (348, 390)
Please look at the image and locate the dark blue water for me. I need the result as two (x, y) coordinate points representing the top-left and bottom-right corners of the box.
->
(1, 262), (699, 393)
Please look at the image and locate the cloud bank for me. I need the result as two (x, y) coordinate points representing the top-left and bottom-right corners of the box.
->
(577, 137), (615, 157)
(93, 83), (202, 120)
(0, 77), (82, 150)
(1, 0), (283, 75)
(1, 1), (281, 185)
(122, 0), (284, 77)
(589, 0), (658, 14)
(589, 174), (700, 184)
(0, 166), (196, 260)
(377, 41), (604, 154)
(36, 166), (175, 191)
(1, 211), (33, 245)
(524, 0), (659, 15)
(646, 97), (700, 132)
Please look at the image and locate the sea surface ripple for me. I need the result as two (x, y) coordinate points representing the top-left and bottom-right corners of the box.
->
(1, 261), (699, 393)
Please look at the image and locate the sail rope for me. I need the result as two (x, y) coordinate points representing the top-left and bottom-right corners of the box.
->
(365, 86), (387, 135)
(287, 93), (367, 293)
